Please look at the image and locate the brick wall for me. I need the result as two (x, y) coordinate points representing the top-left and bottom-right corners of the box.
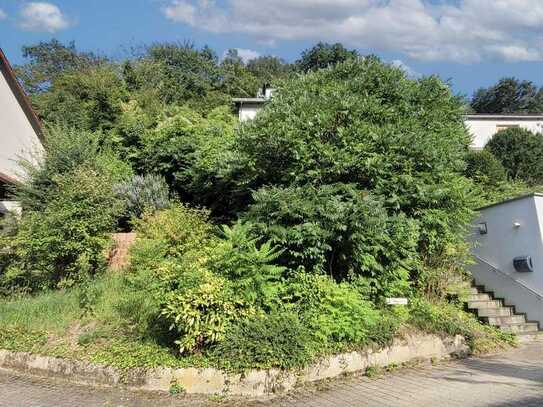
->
(108, 233), (137, 271)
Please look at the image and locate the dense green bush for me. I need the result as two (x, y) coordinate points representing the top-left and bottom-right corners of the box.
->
(15, 126), (132, 212)
(463, 149), (535, 210)
(464, 150), (507, 186)
(0, 167), (123, 292)
(244, 184), (419, 298)
(137, 106), (238, 216)
(125, 206), (283, 352)
(210, 312), (314, 371)
(1, 126), (130, 294)
(130, 204), (214, 265)
(282, 274), (398, 347)
(208, 222), (285, 309)
(485, 127), (543, 185)
(223, 58), (475, 297)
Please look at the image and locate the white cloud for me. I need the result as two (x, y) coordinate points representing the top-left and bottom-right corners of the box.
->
(391, 60), (420, 78)
(19, 2), (71, 33)
(236, 48), (260, 63)
(0, 9), (7, 20)
(162, 0), (543, 63)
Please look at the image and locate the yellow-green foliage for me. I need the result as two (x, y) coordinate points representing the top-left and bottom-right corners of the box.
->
(161, 269), (249, 353)
(131, 203), (215, 264)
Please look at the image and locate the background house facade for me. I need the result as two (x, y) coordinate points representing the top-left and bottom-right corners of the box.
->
(464, 114), (543, 150)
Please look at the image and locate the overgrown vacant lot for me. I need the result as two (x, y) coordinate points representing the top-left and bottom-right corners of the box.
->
(0, 50), (525, 374)
(0, 270), (513, 372)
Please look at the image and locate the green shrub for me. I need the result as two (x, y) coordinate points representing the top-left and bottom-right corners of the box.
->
(282, 274), (397, 348)
(1, 167), (123, 292)
(137, 106), (237, 215)
(208, 222), (285, 309)
(485, 127), (543, 184)
(464, 150), (507, 186)
(121, 205), (218, 340)
(115, 174), (171, 221)
(161, 269), (249, 354)
(15, 126), (131, 212)
(210, 312), (314, 371)
(244, 184), (419, 298)
(131, 204), (214, 264)
(409, 298), (515, 353)
(222, 58), (475, 297)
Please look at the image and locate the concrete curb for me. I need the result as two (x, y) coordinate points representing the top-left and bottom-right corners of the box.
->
(0, 333), (469, 397)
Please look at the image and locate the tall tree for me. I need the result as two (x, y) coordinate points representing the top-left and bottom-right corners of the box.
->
(471, 77), (543, 113)
(220, 49), (259, 98)
(246, 56), (292, 84)
(16, 39), (106, 94)
(295, 42), (359, 73)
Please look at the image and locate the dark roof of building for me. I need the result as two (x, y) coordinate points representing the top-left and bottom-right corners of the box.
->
(0, 48), (44, 144)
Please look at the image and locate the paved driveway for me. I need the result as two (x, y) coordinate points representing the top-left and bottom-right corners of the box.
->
(1, 341), (543, 407)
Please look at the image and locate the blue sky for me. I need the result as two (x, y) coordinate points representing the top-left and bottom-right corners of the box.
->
(1, 0), (543, 98)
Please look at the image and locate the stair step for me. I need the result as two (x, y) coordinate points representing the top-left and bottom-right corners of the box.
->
(468, 287), (480, 295)
(467, 293), (492, 302)
(468, 299), (503, 309)
(476, 307), (514, 317)
(517, 332), (543, 343)
(500, 323), (539, 334)
(485, 315), (526, 326)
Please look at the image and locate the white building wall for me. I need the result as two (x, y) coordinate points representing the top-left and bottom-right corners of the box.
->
(0, 70), (43, 180)
(238, 104), (262, 121)
(465, 118), (543, 150)
(470, 195), (543, 325)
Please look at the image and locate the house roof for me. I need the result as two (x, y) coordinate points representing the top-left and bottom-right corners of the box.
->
(0, 48), (44, 144)
(477, 193), (543, 211)
(0, 171), (17, 185)
(232, 97), (267, 104)
(465, 114), (543, 120)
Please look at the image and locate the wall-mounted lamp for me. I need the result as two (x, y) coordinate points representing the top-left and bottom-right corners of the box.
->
(514, 256), (534, 272)
(513, 222), (521, 228)
(477, 222), (487, 235)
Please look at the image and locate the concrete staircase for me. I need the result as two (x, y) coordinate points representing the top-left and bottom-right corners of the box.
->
(466, 285), (541, 339)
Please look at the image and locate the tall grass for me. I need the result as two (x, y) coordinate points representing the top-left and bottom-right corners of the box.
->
(0, 273), (130, 334)
(0, 289), (81, 333)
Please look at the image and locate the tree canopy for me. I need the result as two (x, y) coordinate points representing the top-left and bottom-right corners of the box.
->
(295, 42), (359, 73)
(471, 77), (543, 114)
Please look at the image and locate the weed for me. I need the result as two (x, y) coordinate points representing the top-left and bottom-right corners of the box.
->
(169, 379), (185, 396)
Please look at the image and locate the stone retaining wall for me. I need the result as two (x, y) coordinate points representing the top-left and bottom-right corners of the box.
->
(0, 333), (469, 397)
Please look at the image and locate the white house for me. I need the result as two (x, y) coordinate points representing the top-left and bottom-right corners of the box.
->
(470, 194), (543, 327)
(232, 85), (274, 121)
(464, 114), (543, 150)
(234, 91), (543, 150)
(0, 48), (43, 215)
